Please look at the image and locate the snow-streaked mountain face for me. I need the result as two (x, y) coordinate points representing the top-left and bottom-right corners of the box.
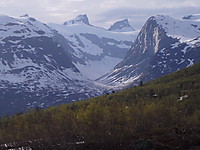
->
(0, 14), (54, 39)
(0, 15), (104, 116)
(108, 19), (135, 32)
(98, 15), (200, 86)
(49, 15), (138, 80)
(63, 14), (91, 26)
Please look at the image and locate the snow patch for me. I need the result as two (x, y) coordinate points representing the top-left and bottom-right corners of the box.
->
(76, 56), (122, 80)
(187, 59), (194, 67)
(155, 15), (200, 43)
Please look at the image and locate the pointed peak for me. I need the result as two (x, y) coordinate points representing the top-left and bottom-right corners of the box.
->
(63, 14), (91, 26)
(20, 14), (37, 22)
(20, 14), (29, 18)
(108, 19), (134, 32)
(76, 14), (88, 20)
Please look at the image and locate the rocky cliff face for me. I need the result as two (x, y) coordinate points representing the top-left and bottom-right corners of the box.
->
(98, 15), (200, 86)
(63, 14), (92, 26)
(108, 19), (135, 32)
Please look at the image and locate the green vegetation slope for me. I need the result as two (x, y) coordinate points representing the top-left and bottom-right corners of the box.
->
(0, 63), (200, 150)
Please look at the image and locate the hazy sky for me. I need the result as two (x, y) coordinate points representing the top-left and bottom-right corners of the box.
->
(0, 0), (200, 29)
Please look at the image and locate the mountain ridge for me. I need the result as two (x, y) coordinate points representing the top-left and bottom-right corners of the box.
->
(108, 19), (135, 32)
(97, 15), (200, 86)
(49, 14), (137, 80)
(63, 14), (92, 26)
(0, 14), (105, 116)
(1, 13), (200, 116)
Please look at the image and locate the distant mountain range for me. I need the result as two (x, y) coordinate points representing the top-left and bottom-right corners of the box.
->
(49, 14), (137, 80)
(0, 13), (200, 116)
(0, 14), (136, 116)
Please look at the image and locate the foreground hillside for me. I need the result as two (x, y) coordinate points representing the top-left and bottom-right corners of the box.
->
(0, 63), (200, 150)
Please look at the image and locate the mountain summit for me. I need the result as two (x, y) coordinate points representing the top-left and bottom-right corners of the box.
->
(98, 15), (200, 86)
(63, 14), (91, 26)
(108, 19), (134, 32)
(20, 14), (29, 18)
(0, 14), (104, 116)
(49, 15), (137, 80)
(0, 14), (136, 116)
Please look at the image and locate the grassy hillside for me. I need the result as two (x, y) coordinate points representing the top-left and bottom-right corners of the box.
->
(0, 63), (200, 150)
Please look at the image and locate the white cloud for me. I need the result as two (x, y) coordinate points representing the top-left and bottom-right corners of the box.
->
(98, 5), (200, 29)
(0, 0), (199, 29)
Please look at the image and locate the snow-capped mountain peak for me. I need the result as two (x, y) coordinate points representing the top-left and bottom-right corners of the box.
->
(19, 14), (38, 22)
(98, 15), (200, 87)
(183, 14), (200, 21)
(0, 14), (55, 40)
(153, 15), (200, 43)
(63, 14), (91, 26)
(49, 16), (137, 80)
(0, 14), (105, 116)
(20, 14), (29, 18)
(108, 19), (134, 32)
